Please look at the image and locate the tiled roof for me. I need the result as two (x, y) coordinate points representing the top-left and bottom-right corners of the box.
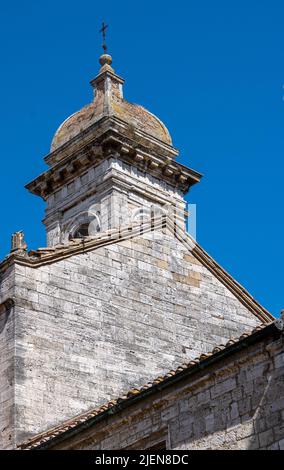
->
(19, 321), (278, 450)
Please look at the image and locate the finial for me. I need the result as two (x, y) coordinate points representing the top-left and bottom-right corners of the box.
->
(11, 231), (27, 253)
(98, 22), (113, 73)
(100, 21), (108, 54)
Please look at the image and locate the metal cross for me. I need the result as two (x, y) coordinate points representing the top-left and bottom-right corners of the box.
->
(100, 22), (108, 53)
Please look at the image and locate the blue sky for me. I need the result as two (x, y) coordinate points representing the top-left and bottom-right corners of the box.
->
(0, 0), (283, 316)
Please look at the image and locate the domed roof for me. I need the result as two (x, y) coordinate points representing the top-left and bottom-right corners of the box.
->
(51, 54), (172, 152)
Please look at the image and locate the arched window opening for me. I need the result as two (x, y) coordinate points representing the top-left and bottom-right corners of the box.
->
(72, 223), (90, 239)
(132, 207), (151, 223)
(68, 211), (101, 241)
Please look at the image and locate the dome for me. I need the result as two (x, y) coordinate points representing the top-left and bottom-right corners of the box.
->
(51, 101), (172, 152)
(51, 55), (172, 152)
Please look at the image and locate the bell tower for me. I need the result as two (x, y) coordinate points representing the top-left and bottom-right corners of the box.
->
(26, 52), (202, 246)
(0, 38), (274, 450)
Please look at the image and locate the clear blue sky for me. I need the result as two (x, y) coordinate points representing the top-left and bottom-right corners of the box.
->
(0, 1), (283, 316)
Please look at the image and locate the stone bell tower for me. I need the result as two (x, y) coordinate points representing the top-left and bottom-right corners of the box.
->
(0, 45), (273, 450)
(26, 52), (202, 246)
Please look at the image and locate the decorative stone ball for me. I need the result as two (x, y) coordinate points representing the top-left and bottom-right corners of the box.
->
(99, 54), (113, 67)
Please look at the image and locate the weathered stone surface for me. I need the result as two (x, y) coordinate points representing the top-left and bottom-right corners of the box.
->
(3, 227), (262, 446)
(43, 157), (187, 247)
(0, 48), (276, 452)
(51, 56), (172, 152)
(0, 268), (15, 449)
(47, 335), (284, 450)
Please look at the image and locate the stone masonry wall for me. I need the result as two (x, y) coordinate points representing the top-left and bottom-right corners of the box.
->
(0, 266), (16, 449)
(53, 332), (284, 450)
(44, 158), (185, 246)
(12, 228), (260, 445)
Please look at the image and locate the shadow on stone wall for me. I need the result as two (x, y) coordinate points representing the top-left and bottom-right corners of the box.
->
(0, 301), (13, 335)
(173, 336), (284, 450)
(247, 356), (284, 449)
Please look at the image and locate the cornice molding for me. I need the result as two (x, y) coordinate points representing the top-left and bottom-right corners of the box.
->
(26, 118), (202, 200)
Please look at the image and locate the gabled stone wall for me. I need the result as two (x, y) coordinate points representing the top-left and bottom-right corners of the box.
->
(11, 229), (260, 445)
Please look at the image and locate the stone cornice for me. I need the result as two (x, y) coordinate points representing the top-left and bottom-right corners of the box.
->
(26, 117), (202, 200)
(46, 116), (178, 167)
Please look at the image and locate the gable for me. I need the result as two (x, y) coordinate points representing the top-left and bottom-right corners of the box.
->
(10, 217), (273, 445)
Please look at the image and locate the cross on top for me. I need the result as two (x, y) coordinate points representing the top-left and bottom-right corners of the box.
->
(100, 22), (108, 53)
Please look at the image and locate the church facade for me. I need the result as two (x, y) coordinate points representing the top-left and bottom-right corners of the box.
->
(0, 51), (283, 450)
